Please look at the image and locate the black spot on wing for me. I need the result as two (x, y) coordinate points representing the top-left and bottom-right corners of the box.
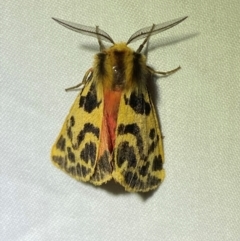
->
(148, 134), (160, 155)
(77, 123), (100, 146)
(52, 155), (65, 166)
(67, 127), (72, 140)
(90, 151), (112, 182)
(147, 174), (161, 186)
(68, 166), (76, 176)
(67, 147), (75, 163)
(152, 155), (163, 171)
(124, 171), (138, 187)
(116, 142), (137, 168)
(124, 171), (146, 190)
(80, 141), (97, 167)
(76, 163), (91, 178)
(124, 170), (161, 191)
(79, 83), (102, 113)
(139, 161), (150, 177)
(98, 151), (112, 173)
(80, 165), (87, 177)
(149, 128), (155, 139)
(66, 116), (75, 141)
(117, 124), (144, 159)
(56, 135), (66, 151)
(124, 92), (150, 115)
(76, 163), (81, 176)
(70, 116), (75, 126)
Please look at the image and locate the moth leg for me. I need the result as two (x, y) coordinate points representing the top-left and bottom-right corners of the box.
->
(65, 68), (93, 91)
(147, 65), (181, 76)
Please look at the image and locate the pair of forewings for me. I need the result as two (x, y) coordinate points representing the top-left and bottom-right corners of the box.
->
(51, 69), (164, 192)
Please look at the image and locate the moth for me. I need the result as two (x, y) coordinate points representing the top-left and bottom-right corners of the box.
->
(51, 16), (187, 192)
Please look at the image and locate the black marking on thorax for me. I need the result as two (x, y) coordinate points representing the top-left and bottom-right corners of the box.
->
(132, 52), (144, 81)
(112, 50), (125, 89)
(97, 53), (107, 77)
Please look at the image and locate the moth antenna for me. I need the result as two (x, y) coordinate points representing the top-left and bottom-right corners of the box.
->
(136, 24), (155, 53)
(52, 17), (115, 45)
(96, 26), (105, 51)
(127, 16), (188, 49)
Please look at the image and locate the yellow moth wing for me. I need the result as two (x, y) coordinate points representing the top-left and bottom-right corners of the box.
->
(51, 73), (112, 184)
(112, 88), (165, 192)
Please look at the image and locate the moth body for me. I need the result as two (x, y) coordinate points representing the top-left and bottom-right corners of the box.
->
(51, 16), (187, 192)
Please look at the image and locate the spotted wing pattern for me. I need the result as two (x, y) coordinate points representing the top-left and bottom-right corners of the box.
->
(112, 88), (165, 192)
(51, 73), (112, 184)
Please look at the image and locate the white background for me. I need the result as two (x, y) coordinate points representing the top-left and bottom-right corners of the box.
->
(1, 1), (240, 240)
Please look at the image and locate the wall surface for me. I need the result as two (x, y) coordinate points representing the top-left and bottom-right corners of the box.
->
(1, 1), (240, 240)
